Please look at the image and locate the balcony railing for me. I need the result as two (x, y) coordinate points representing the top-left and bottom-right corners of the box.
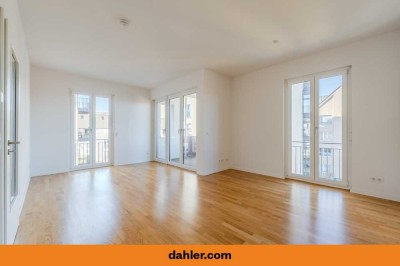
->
(291, 141), (342, 181)
(184, 135), (196, 158)
(75, 141), (90, 165)
(75, 139), (109, 166)
(292, 141), (311, 176)
(96, 139), (109, 164)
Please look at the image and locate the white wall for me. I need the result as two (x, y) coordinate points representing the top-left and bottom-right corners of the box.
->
(0, 0), (31, 244)
(30, 66), (151, 177)
(232, 30), (400, 201)
(199, 70), (231, 175)
(151, 69), (232, 176)
(151, 70), (204, 100)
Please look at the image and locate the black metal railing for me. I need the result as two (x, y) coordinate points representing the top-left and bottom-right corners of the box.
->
(184, 136), (196, 158)
(291, 141), (311, 176)
(96, 139), (109, 164)
(75, 139), (109, 165)
(319, 143), (342, 181)
(291, 141), (342, 180)
(75, 141), (90, 165)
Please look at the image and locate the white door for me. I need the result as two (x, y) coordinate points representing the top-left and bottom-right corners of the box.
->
(315, 70), (348, 187)
(168, 95), (182, 166)
(0, 6), (5, 245)
(286, 68), (349, 188)
(156, 90), (197, 170)
(182, 93), (197, 168)
(287, 76), (315, 182)
(4, 48), (21, 243)
(72, 93), (113, 170)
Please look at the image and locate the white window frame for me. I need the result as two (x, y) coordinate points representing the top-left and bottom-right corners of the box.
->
(70, 90), (115, 170)
(284, 67), (351, 189)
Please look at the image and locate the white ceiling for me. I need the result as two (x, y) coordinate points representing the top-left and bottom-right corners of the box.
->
(18, 0), (400, 88)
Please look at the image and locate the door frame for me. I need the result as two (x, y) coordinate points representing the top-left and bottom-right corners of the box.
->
(70, 90), (114, 171)
(154, 88), (197, 171)
(284, 66), (351, 189)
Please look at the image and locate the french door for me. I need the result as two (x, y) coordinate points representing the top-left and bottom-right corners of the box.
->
(71, 93), (113, 170)
(4, 49), (21, 244)
(286, 68), (349, 188)
(155, 91), (197, 170)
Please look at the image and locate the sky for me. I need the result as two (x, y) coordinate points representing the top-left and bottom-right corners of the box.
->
(96, 97), (109, 113)
(319, 75), (342, 99)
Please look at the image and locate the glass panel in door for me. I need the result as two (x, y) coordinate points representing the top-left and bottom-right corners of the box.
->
(74, 94), (92, 166)
(156, 101), (166, 160)
(9, 54), (18, 202)
(317, 75), (343, 182)
(95, 96), (110, 164)
(169, 97), (181, 164)
(290, 81), (312, 178)
(183, 93), (196, 167)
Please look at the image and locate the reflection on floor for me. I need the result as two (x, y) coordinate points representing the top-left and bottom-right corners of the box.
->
(169, 156), (196, 167)
(15, 162), (400, 244)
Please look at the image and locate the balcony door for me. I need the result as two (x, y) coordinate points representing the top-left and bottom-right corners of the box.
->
(71, 93), (113, 170)
(286, 68), (349, 188)
(155, 90), (197, 170)
(168, 92), (197, 170)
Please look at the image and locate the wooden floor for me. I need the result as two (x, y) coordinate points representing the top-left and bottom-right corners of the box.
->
(15, 162), (400, 244)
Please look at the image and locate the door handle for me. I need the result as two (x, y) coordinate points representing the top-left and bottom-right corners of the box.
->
(7, 149), (15, 155)
(8, 140), (20, 145)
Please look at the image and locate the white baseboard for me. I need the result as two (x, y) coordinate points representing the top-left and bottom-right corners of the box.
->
(350, 188), (400, 202)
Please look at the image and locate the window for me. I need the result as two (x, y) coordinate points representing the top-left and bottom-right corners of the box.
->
(321, 131), (332, 141)
(320, 148), (332, 156)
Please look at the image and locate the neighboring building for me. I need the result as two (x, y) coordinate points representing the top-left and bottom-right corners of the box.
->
(318, 86), (342, 181)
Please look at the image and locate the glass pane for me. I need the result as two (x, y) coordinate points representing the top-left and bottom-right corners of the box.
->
(291, 81), (311, 177)
(10, 54), (18, 201)
(169, 97), (181, 163)
(75, 94), (91, 166)
(183, 93), (196, 167)
(95, 96), (110, 164)
(156, 101), (166, 160)
(318, 75), (343, 181)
